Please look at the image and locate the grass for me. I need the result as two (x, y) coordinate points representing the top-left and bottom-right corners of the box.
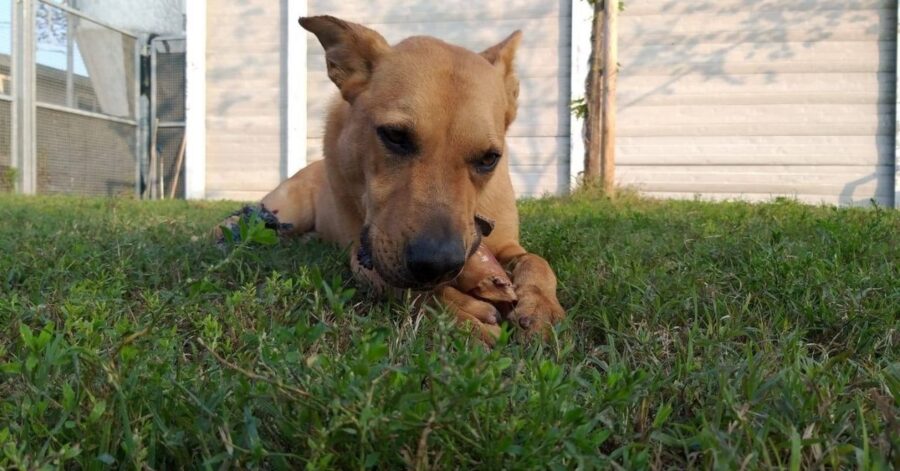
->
(0, 192), (898, 469)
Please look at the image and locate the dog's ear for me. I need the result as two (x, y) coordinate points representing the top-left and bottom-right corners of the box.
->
(299, 16), (390, 102)
(481, 31), (522, 127)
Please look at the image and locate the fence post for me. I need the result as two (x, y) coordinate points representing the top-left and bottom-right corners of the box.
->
(895, 0), (899, 208)
(149, 39), (159, 199)
(12, 0), (37, 194)
(185, 0), (207, 200)
(600, 0), (618, 195)
(136, 36), (148, 199)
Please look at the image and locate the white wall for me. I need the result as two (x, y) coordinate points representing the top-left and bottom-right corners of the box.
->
(193, 0), (897, 205)
(202, 0), (285, 200)
(305, 0), (573, 198)
(614, 0), (896, 206)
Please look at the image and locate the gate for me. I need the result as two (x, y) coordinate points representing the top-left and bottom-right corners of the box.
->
(3, 0), (185, 199)
(25, 0), (140, 196)
(147, 36), (185, 199)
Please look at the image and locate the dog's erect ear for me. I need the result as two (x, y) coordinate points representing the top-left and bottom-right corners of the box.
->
(299, 16), (390, 102)
(480, 31), (522, 127)
(481, 30), (522, 74)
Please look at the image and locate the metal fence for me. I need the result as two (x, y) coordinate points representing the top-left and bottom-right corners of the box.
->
(0, 0), (13, 192)
(149, 37), (185, 199)
(2, 0), (185, 199)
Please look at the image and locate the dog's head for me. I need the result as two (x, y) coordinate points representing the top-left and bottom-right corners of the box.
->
(301, 16), (521, 289)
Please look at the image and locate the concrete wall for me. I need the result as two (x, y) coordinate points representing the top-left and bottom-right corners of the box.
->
(615, 0), (896, 206)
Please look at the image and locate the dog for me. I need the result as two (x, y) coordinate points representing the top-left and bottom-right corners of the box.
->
(224, 15), (565, 343)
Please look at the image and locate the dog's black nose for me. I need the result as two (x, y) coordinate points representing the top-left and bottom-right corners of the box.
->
(405, 236), (466, 285)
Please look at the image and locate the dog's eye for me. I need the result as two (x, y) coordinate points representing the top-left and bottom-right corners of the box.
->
(474, 151), (502, 173)
(376, 126), (416, 155)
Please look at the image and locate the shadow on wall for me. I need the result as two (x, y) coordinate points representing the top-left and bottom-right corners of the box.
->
(204, 2), (267, 115)
(617, 0), (895, 206)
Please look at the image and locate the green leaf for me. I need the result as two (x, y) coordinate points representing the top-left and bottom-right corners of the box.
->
(652, 402), (673, 429)
(62, 444), (81, 459)
(62, 383), (76, 412)
(88, 400), (107, 423)
(250, 227), (278, 246)
(189, 277), (217, 297)
(19, 324), (33, 349)
(594, 429), (611, 447)
(238, 215), (250, 241)
(790, 427), (801, 471)
(25, 354), (37, 372)
(219, 224), (235, 244)
(365, 341), (388, 363)
(35, 328), (52, 350)
(364, 452), (380, 468)
(120, 345), (138, 363)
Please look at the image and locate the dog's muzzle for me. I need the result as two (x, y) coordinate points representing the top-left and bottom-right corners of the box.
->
(357, 214), (496, 289)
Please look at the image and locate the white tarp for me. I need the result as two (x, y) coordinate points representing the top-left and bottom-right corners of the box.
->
(73, 0), (185, 35)
(70, 0), (185, 117)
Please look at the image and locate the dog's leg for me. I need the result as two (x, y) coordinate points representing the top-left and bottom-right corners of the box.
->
(258, 160), (325, 235)
(437, 285), (502, 345)
(214, 160), (325, 240)
(493, 243), (565, 337)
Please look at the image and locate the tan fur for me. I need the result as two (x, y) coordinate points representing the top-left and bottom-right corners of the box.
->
(250, 16), (564, 343)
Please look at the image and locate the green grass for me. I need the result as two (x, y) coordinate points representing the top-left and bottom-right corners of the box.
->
(1, 192), (898, 469)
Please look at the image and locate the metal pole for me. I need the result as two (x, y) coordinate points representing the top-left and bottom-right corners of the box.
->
(10, 0), (19, 190)
(35, 0), (137, 39)
(149, 39), (158, 199)
(12, 0), (37, 194)
(66, 12), (74, 108)
(132, 39), (144, 199)
(138, 37), (152, 199)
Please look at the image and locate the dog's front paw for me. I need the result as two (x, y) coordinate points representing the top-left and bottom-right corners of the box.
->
(438, 286), (503, 347)
(508, 285), (565, 338)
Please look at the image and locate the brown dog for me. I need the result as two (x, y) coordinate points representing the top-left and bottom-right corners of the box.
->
(238, 16), (564, 343)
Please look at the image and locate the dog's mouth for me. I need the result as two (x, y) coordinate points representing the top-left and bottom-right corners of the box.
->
(357, 225), (375, 271)
(357, 214), (495, 290)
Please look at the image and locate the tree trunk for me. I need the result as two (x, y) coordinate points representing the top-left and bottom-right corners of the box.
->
(601, 0), (618, 195)
(584, 0), (604, 185)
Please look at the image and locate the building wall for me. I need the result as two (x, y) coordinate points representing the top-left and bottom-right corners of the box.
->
(615, 0), (896, 206)
(197, 1), (898, 205)
(204, 0), (285, 200)
(305, 0), (573, 198)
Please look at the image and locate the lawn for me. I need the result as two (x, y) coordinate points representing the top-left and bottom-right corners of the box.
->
(0, 192), (897, 469)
